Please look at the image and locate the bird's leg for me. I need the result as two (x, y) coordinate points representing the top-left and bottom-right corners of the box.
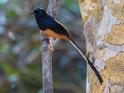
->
(41, 38), (49, 43)
(49, 38), (54, 51)
(41, 38), (54, 51)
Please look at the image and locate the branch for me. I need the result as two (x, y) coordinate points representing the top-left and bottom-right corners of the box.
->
(41, 0), (59, 93)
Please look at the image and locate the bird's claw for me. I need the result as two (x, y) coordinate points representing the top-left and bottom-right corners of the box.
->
(41, 38), (54, 51)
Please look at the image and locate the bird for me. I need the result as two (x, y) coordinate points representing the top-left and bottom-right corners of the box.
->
(31, 8), (103, 84)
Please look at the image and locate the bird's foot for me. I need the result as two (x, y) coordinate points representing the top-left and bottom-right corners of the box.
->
(41, 38), (54, 51)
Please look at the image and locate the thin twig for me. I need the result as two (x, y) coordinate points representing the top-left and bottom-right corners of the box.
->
(41, 0), (59, 93)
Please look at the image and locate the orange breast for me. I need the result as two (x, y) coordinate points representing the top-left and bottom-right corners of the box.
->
(41, 29), (69, 40)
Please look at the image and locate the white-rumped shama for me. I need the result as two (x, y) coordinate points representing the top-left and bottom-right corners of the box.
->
(31, 8), (103, 84)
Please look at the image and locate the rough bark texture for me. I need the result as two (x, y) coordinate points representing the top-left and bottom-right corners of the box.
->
(78, 0), (124, 93)
(41, 0), (59, 93)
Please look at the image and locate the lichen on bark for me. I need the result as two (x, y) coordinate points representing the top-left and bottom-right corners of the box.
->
(78, 0), (124, 93)
(104, 24), (124, 45)
(103, 52), (124, 83)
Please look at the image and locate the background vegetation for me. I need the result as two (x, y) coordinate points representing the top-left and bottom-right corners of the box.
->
(0, 0), (86, 93)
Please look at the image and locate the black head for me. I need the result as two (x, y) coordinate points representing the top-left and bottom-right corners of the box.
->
(31, 8), (46, 16)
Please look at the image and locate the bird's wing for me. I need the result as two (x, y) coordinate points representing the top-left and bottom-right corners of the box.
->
(43, 15), (70, 37)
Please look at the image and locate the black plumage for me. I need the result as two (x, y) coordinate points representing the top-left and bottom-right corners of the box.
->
(33, 8), (70, 38)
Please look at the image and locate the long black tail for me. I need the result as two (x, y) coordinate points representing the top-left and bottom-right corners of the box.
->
(69, 39), (103, 85)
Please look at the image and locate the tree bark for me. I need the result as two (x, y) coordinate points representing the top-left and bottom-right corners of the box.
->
(78, 0), (124, 93)
(41, 0), (59, 93)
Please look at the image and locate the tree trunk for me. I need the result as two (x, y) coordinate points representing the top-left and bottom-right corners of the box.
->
(78, 0), (124, 93)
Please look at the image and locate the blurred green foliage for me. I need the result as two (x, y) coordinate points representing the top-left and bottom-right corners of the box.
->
(0, 44), (9, 53)
(0, 0), (86, 93)
(6, 9), (17, 18)
(64, 0), (73, 6)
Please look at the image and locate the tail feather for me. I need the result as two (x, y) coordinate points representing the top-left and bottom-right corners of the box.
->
(69, 39), (103, 85)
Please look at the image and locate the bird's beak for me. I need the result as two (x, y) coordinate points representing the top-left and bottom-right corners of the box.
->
(29, 11), (34, 15)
